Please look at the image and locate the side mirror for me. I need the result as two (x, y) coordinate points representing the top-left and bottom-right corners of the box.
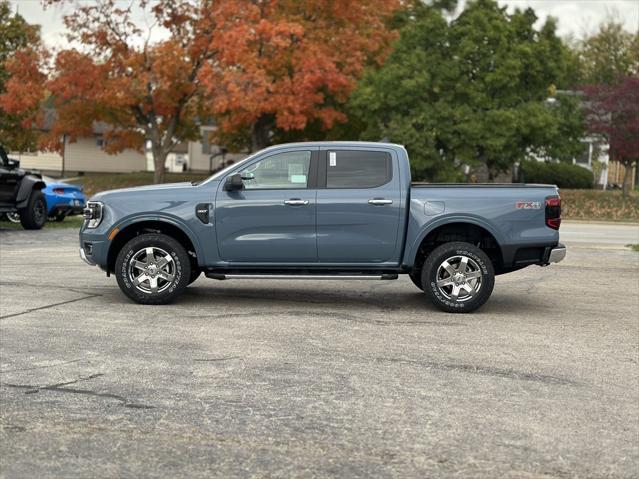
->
(224, 173), (244, 191)
(7, 158), (20, 169)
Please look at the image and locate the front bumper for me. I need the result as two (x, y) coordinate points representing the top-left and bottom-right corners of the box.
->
(79, 247), (96, 266)
(547, 243), (566, 264)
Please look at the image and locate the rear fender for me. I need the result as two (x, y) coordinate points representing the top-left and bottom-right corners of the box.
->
(404, 215), (505, 268)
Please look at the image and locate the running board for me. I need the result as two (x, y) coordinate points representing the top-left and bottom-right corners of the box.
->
(205, 273), (398, 281)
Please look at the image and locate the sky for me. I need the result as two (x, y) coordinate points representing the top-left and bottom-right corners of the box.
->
(8, 0), (639, 50)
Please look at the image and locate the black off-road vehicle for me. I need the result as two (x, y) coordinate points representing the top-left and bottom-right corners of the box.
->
(0, 145), (47, 230)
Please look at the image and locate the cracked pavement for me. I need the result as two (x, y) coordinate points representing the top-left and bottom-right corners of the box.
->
(1, 223), (638, 478)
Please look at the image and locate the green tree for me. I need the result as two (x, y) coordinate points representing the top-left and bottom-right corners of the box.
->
(350, 0), (585, 181)
(579, 20), (639, 85)
(0, 1), (40, 150)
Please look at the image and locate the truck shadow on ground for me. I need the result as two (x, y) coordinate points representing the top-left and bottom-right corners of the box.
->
(111, 283), (544, 316)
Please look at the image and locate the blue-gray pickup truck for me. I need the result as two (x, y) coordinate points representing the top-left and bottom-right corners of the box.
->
(80, 141), (565, 312)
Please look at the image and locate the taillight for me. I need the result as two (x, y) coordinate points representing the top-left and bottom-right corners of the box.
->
(53, 187), (65, 194)
(545, 195), (561, 230)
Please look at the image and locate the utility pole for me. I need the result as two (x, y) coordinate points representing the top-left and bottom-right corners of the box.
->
(61, 134), (67, 178)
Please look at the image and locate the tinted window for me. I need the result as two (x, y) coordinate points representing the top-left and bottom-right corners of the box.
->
(241, 150), (311, 189)
(326, 150), (391, 188)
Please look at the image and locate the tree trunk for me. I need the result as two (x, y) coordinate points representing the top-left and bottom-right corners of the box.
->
(622, 161), (634, 199)
(250, 115), (272, 152)
(152, 147), (167, 184)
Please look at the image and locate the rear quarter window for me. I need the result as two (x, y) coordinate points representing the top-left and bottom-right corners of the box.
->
(326, 150), (392, 188)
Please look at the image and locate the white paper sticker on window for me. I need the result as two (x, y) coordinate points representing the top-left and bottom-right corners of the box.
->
(290, 174), (307, 183)
(329, 152), (336, 167)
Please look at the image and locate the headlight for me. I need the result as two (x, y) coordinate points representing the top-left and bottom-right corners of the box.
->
(83, 201), (104, 228)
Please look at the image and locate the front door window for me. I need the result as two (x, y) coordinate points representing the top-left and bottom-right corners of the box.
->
(241, 151), (311, 189)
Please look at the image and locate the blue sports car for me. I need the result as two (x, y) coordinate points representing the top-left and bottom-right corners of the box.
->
(6, 176), (86, 223)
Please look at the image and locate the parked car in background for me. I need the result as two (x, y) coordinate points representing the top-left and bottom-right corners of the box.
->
(0, 145), (47, 230)
(79, 141), (565, 313)
(4, 176), (86, 224)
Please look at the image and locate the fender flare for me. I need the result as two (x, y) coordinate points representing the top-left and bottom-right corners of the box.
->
(405, 215), (505, 267)
(108, 214), (206, 266)
(16, 176), (46, 209)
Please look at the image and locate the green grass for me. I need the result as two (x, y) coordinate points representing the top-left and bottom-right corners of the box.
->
(0, 215), (84, 230)
(626, 244), (639, 252)
(70, 172), (209, 197)
(560, 189), (639, 222)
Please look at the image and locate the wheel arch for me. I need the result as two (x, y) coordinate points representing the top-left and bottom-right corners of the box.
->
(107, 219), (201, 274)
(407, 218), (504, 274)
(15, 176), (46, 208)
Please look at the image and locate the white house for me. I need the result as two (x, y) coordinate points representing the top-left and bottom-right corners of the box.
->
(12, 117), (246, 176)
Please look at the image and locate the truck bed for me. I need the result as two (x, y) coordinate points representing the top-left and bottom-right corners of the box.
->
(411, 183), (556, 188)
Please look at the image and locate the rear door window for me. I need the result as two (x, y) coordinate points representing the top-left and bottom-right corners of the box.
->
(326, 150), (392, 188)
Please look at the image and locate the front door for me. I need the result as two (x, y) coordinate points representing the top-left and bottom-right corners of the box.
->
(316, 148), (402, 264)
(215, 148), (318, 263)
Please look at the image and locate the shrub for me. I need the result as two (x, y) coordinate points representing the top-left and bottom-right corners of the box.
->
(520, 160), (594, 189)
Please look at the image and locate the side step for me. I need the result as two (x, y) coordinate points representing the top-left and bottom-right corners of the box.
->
(205, 273), (398, 281)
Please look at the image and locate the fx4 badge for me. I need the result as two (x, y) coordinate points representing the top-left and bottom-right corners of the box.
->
(516, 201), (541, 209)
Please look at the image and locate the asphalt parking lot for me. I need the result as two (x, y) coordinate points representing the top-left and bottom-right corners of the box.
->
(1, 222), (638, 478)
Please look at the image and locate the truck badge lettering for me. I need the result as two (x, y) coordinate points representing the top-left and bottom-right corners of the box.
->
(329, 152), (336, 166)
(516, 201), (541, 209)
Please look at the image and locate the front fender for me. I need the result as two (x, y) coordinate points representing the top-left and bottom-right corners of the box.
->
(404, 214), (505, 267)
(110, 213), (207, 265)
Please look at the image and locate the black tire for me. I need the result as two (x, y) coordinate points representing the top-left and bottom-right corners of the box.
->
(115, 233), (191, 305)
(19, 190), (47, 230)
(188, 268), (201, 285)
(421, 241), (494, 313)
(409, 270), (423, 290)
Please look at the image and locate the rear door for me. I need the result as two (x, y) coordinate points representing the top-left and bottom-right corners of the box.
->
(316, 147), (402, 264)
(215, 148), (318, 263)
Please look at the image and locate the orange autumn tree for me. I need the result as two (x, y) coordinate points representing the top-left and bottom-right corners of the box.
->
(200, 0), (400, 151)
(1, 0), (217, 183)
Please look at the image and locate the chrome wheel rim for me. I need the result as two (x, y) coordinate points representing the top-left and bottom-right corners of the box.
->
(436, 255), (483, 302)
(6, 212), (20, 223)
(128, 247), (175, 294)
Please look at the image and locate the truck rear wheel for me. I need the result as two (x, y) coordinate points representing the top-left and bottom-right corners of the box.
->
(421, 242), (494, 313)
(115, 233), (191, 305)
(19, 190), (46, 230)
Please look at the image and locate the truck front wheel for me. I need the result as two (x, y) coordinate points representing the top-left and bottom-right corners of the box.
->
(409, 270), (423, 291)
(421, 242), (494, 313)
(19, 190), (47, 230)
(115, 233), (191, 305)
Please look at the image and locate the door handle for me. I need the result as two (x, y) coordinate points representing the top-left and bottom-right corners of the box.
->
(284, 199), (309, 206)
(368, 198), (393, 206)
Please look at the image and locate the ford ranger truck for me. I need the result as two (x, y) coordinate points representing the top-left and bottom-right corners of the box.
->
(79, 142), (565, 313)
